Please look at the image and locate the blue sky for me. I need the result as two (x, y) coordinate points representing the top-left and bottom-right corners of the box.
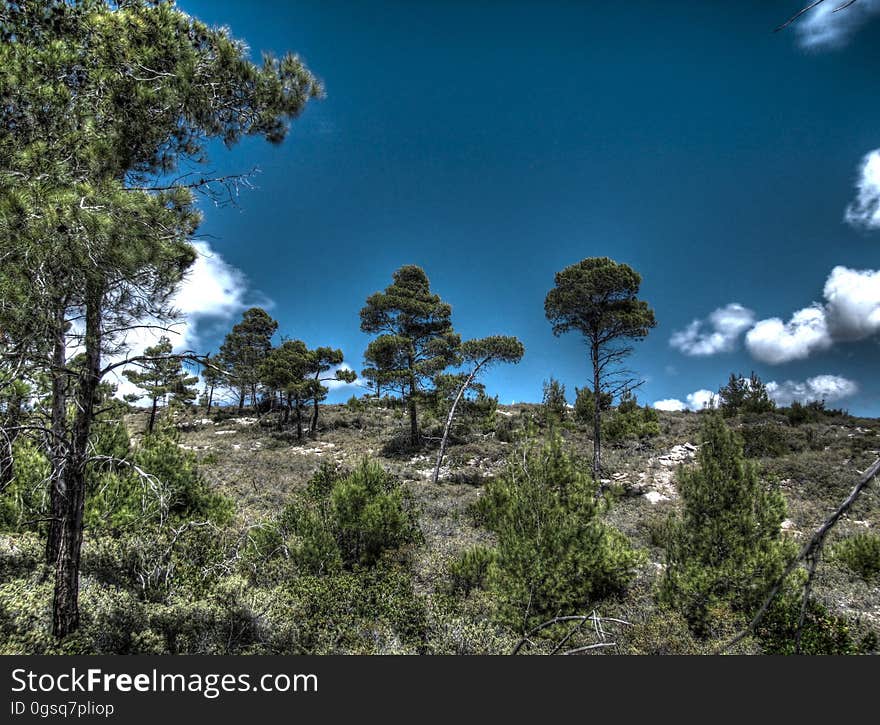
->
(164, 0), (880, 414)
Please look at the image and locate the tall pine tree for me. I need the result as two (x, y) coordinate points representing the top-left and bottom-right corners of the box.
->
(218, 308), (279, 413)
(360, 266), (459, 446)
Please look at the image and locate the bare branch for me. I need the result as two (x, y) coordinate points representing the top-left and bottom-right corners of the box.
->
(776, 0), (860, 32)
(723, 456), (880, 652)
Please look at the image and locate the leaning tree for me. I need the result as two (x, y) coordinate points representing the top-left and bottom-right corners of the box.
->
(431, 336), (524, 484)
(544, 257), (656, 477)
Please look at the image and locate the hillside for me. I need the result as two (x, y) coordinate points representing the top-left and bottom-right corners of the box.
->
(2, 399), (878, 654)
(8, 402), (880, 653)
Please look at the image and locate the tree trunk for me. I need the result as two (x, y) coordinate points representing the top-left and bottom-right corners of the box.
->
(407, 360), (418, 446)
(147, 395), (158, 434)
(46, 309), (68, 566)
(310, 387), (319, 437)
(591, 340), (602, 481)
(432, 361), (484, 484)
(206, 384), (214, 414)
(237, 389), (245, 414)
(53, 283), (102, 638)
(0, 385), (23, 493)
(295, 397), (303, 440)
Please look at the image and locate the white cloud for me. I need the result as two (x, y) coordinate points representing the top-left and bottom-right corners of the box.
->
(173, 241), (250, 337)
(652, 389), (716, 412)
(670, 303), (755, 357)
(686, 389), (716, 410)
(111, 241), (255, 402)
(324, 362), (364, 392)
(845, 149), (880, 229)
(822, 265), (880, 340)
(766, 374), (858, 406)
(745, 304), (832, 364)
(795, 0), (880, 49)
(653, 398), (686, 412)
(654, 374), (857, 413)
(745, 266), (880, 364)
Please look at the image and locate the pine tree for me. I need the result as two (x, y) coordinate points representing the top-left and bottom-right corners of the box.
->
(431, 336), (524, 483)
(659, 413), (789, 635)
(476, 433), (642, 631)
(122, 337), (199, 433)
(718, 373), (748, 417)
(259, 340), (312, 439)
(360, 266), (460, 446)
(306, 347), (357, 435)
(743, 371), (775, 415)
(200, 353), (225, 414)
(544, 257), (656, 477)
(541, 377), (568, 421)
(0, 0), (320, 636)
(718, 371), (776, 417)
(218, 308), (279, 413)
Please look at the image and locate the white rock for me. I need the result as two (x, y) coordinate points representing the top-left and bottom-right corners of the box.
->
(644, 491), (670, 504)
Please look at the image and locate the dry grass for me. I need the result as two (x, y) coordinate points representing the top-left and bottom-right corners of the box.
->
(142, 401), (879, 644)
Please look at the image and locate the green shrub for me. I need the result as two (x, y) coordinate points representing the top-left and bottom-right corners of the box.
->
(85, 427), (232, 534)
(271, 459), (420, 573)
(573, 386), (612, 424)
(739, 423), (796, 458)
(603, 393), (661, 443)
(0, 441), (50, 531)
(448, 545), (496, 594)
(476, 434), (642, 631)
(757, 590), (873, 655)
(718, 372), (775, 417)
(541, 377), (568, 422)
(660, 413), (792, 636)
(346, 395), (366, 412)
(331, 473), (414, 566)
(832, 532), (880, 581)
(785, 400), (826, 426)
(260, 567), (428, 654)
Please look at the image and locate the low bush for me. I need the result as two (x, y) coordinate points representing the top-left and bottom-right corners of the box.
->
(832, 532), (880, 581)
(248, 459), (421, 578)
(448, 545), (496, 595)
(603, 393), (661, 443)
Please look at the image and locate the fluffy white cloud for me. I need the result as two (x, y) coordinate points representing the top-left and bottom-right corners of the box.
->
(653, 398), (686, 412)
(172, 241), (250, 337)
(111, 241), (254, 401)
(114, 240), (251, 356)
(795, 0), (880, 49)
(766, 374), (858, 406)
(652, 389), (716, 412)
(822, 265), (880, 341)
(745, 304), (832, 364)
(845, 149), (880, 229)
(670, 303), (755, 356)
(686, 389), (716, 410)
(656, 375), (857, 412)
(745, 266), (880, 364)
